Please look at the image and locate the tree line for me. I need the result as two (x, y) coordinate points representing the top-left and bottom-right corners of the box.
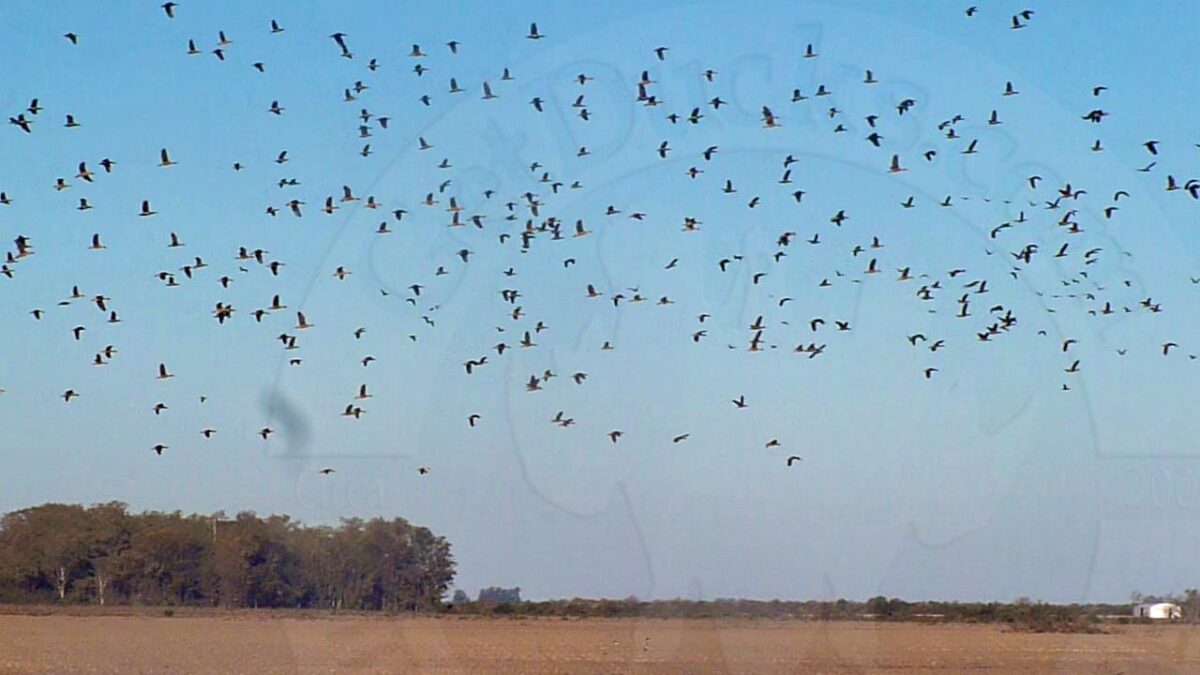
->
(0, 503), (454, 610)
(443, 595), (1191, 632)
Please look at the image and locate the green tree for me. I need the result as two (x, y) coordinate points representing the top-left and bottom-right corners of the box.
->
(0, 503), (455, 610)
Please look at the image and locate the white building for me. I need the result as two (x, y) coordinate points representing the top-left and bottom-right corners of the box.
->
(1133, 602), (1182, 620)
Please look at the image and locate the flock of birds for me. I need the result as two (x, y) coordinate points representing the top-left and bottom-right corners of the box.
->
(2, 4), (1198, 476)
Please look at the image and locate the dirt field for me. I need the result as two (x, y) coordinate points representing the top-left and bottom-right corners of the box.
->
(0, 612), (1196, 674)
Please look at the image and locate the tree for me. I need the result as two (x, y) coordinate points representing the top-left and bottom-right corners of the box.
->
(1181, 589), (1200, 623)
(0, 504), (92, 601)
(479, 586), (521, 604)
(110, 512), (211, 605)
(83, 502), (133, 605)
(866, 596), (888, 615)
(0, 504), (455, 610)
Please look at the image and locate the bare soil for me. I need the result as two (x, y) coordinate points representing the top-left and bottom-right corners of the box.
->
(0, 611), (1196, 673)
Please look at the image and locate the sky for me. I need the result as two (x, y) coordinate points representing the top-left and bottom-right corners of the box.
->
(1, 0), (1200, 604)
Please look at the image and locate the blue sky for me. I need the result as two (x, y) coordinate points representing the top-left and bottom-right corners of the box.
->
(1, 0), (1199, 603)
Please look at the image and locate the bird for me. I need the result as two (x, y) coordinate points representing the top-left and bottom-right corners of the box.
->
(761, 106), (779, 128)
(0, 5), (1189, 532)
(330, 32), (351, 56)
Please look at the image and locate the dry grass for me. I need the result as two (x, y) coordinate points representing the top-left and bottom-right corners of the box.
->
(0, 612), (1197, 673)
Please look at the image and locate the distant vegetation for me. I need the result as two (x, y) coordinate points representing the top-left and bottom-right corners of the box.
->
(6, 503), (1200, 632)
(476, 586), (522, 604)
(447, 592), (1200, 632)
(448, 595), (1193, 632)
(444, 596), (1135, 631)
(0, 503), (454, 610)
